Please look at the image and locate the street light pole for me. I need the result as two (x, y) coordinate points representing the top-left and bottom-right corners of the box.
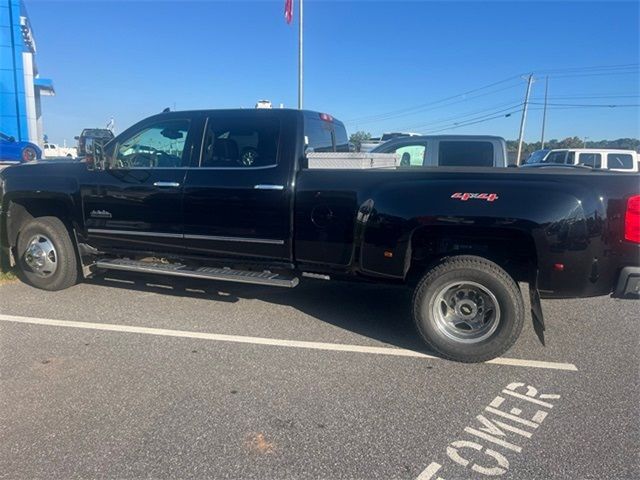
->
(298, 0), (303, 110)
(540, 76), (549, 149)
(516, 74), (534, 165)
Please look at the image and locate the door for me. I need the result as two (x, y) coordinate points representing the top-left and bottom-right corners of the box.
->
(182, 112), (292, 263)
(377, 139), (429, 166)
(81, 116), (200, 254)
(542, 150), (568, 164)
(0, 133), (20, 160)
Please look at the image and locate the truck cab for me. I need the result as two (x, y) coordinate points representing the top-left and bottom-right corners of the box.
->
(371, 135), (508, 167)
(42, 143), (76, 158)
(77, 109), (349, 265)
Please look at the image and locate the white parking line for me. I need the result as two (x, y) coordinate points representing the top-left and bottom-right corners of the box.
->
(0, 314), (578, 371)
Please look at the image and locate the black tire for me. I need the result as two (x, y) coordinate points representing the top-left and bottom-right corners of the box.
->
(412, 255), (524, 363)
(21, 146), (37, 162)
(16, 217), (78, 291)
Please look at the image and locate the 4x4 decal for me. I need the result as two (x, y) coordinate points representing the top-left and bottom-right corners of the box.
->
(451, 192), (499, 202)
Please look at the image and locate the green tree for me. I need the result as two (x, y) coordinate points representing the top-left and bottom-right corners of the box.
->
(349, 131), (371, 152)
(557, 136), (584, 148)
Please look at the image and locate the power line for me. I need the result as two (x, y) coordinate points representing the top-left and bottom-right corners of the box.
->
(421, 108), (522, 134)
(346, 64), (639, 131)
(530, 94), (639, 100)
(532, 63), (639, 75)
(349, 83), (525, 127)
(530, 102), (640, 107)
(345, 75), (523, 124)
(545, 71), (638, 79)
(396, 101), (637, 135)
(398, 102), (523, 131)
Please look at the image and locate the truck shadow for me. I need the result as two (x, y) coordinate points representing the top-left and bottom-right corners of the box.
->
(86, 273), (432, 354)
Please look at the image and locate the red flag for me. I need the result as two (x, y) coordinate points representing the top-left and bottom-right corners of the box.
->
(284, 0), (293, 24)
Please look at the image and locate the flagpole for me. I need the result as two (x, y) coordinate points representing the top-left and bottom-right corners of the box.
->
(298, 0), (303, 109)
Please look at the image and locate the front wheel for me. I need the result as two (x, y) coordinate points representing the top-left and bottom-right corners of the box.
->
(412, 255), (524, 362)
(21, 146), (37, 162)
(16, 217), (78, 291)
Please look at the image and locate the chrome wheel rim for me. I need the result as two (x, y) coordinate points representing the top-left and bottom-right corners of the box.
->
(240, 150), (257, 166)
(24, 235), (58, 277)
(431, 281), (500, 343)
(22, 148), (36, 162)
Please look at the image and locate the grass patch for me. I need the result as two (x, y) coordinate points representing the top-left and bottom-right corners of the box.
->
(0, 270), (17, 284)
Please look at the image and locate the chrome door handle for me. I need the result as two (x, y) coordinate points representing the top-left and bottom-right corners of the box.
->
(254, 184), (285, 191)
(153, 181), (181, 188)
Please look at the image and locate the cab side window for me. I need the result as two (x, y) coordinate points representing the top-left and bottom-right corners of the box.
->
(395, 144), (426, 166)
(199, 116), (280, 168)
(439, 141), (493, 167)
(607, 153), (633, 170)
(579, 153), (601, 168)
(543, 151), (567, 164)
(114, 120), (191, 169)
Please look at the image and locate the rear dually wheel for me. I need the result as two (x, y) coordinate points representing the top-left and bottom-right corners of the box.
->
(412, 255), (524, 363)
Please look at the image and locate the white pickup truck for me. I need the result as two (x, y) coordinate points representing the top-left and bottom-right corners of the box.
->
(371, 135), (509, 167)
(525, 148), (638, 172)
(42, 143), (77, 158)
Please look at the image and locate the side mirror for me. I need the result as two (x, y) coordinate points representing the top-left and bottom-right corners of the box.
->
(89, 142), (107, 170)
(8, 136), (16, 143)
(74, 136), (80, 141)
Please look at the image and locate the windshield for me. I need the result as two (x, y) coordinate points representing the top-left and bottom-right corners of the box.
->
(525, 150), (550, 164)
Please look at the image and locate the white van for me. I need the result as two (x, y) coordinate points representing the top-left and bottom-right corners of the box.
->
(525, 148), (638, 172)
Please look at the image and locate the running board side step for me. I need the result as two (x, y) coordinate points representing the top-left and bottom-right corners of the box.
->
(96, 259), (299, 288)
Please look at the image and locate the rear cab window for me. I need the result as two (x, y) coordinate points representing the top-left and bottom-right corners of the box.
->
(438, 141), (494, 167)
(304, 113), (349, 154)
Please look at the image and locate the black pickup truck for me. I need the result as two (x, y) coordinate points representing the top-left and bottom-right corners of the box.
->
(1, 109), (639, 362)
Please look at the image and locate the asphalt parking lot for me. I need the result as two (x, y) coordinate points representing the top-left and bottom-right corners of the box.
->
(1, 273), (638, 479)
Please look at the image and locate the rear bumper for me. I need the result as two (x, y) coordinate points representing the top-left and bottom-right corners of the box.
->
(612, 267), (640, 299)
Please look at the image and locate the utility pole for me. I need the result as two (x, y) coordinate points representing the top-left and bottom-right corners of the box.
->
(540, 76), (549, 149)
(298, 0), (304, 110)
(516, 74), (534, 165)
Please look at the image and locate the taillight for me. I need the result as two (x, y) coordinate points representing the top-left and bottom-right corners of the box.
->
(625, 195), (640, 243)
(319, 113), (334, 122)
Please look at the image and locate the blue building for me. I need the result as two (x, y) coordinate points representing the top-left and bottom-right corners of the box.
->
(1, 0), (54, 145)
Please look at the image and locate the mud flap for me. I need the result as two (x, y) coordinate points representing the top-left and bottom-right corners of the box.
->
(529, 271), (545, 345)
